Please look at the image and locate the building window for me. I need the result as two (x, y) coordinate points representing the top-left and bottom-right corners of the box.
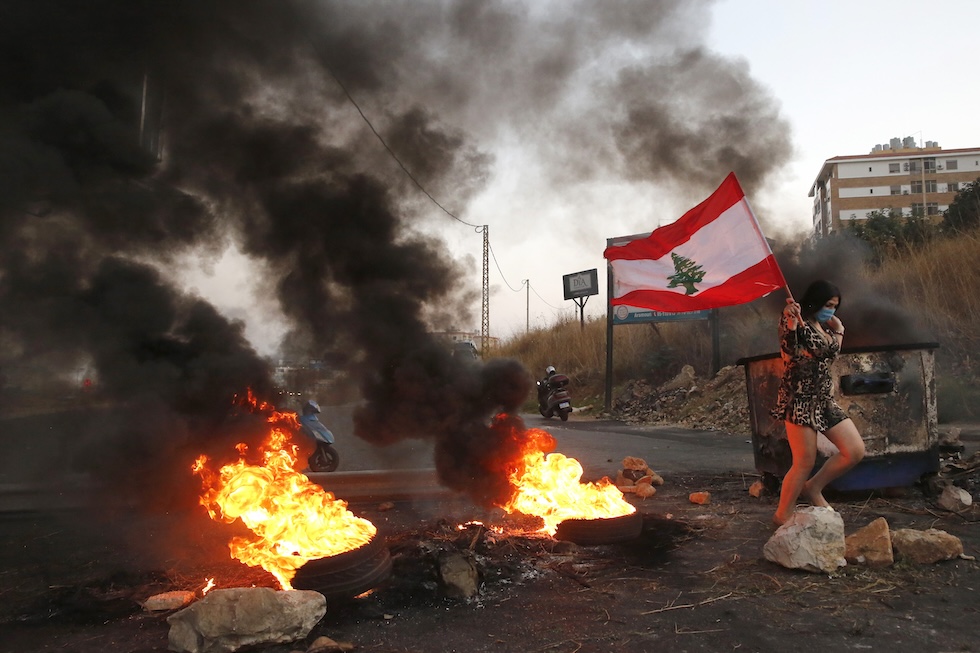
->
(907, 160), (921, 173)
(889, 163), (901, 173)
(911, 203), (923, 217)
(890, 185), (901, 195)
(948, 182), (959, 193)
(911, 180), (923, 194)
(927, 203), (939, 216)
(925, 179), (937, 193)
(946, 160), (958, 170)
(924, 158), (937, 172)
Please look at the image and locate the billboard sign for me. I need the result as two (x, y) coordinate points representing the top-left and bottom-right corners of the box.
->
(563, 268), (599, 300)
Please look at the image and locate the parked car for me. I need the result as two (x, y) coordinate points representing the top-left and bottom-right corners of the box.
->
(452, 341), (480, 360)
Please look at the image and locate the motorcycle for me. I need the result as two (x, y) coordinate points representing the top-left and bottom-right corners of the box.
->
(537, 372), (572, 421)
(299, 400), (340, 472)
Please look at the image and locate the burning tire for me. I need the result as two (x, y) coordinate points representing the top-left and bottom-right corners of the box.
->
(291, 534), (392, 600)
(554, 511), (643, 546)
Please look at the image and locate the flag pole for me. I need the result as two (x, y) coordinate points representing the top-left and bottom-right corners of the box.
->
(741, 186), (793, 304)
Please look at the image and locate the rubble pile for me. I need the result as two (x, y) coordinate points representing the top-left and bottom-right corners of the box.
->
(612, 365), (751, 436)
(614, 456), (664, 498)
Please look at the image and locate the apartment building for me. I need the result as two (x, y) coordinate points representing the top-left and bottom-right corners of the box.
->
(808, 136), (980, 237)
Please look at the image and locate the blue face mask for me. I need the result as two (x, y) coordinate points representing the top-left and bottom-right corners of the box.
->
(815, 307), (836, 323)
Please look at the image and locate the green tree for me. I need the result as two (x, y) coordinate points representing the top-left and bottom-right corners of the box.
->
(848, 207), (935, 264)
(848, 208), (903, 264)
(899, 213), (935, 248)
(942, 177), (980, 234)
(667, 252), (705, 295)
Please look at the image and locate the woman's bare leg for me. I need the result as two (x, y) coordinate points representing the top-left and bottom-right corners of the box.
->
(773, 422), (817, 525)
(802, 419), (865, 509)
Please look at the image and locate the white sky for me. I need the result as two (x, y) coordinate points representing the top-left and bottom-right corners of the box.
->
(182, 0), (980, 354)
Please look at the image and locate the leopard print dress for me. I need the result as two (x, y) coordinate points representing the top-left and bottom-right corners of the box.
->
(771, 314), (847, 432)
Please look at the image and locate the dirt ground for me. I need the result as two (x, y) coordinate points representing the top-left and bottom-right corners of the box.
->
(2, 466), (979, 653)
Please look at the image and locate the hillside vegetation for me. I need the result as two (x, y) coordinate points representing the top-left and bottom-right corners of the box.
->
(495, 227), (980, 425)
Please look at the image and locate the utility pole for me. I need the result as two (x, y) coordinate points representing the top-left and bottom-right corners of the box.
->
(481, 225), (490, 357)
(523, 280), (529, 333)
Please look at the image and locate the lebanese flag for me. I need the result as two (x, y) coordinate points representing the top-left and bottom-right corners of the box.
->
(603, 173), (786, 312)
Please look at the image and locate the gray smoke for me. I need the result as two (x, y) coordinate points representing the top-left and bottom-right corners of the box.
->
(769, 235), (933, 348)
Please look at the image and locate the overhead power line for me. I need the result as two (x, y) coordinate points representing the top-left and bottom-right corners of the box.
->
(322, 65), (481, 230)
(487, 239), (524, 292)
(528, 282), (564, 310)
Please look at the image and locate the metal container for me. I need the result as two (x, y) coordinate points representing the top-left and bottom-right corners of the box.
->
(737, 343), (940, 491)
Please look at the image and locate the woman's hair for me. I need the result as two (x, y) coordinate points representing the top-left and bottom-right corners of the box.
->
(799, 280), (841, 318)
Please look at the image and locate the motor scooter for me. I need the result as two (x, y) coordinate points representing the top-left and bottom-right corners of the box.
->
(299, 400), (340, 472)
(537, 373), (572, 421)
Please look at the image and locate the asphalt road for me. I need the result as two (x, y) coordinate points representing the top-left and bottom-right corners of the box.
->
(313, 404), (750, 465)
(526, 412), (754, 478)
(302, 408), (755, 502)
(312, 404), (754, 475)
(0, 405), (754, 510)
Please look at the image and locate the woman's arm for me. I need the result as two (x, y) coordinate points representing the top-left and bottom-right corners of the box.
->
(827, 314), (845, 341)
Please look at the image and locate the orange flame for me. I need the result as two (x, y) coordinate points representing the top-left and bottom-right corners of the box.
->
(498, 417), (634, 535)
(193, 394), (375, 590)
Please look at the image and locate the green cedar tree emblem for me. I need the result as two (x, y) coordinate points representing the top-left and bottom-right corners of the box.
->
(667, 252), (705, 295)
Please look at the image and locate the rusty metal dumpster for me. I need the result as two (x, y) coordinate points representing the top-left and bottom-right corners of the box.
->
(737, 343), (940, 491)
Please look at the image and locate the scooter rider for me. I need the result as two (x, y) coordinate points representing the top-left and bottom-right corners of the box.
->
(538, 365), (558, 403)
(298, 399), (338, 472)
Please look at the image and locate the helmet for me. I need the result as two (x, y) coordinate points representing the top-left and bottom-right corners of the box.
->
(303, 399), (321, 415)
(545, 365), (556, 376)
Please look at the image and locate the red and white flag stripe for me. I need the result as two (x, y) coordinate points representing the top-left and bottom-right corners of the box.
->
(603, 173), (785, 312)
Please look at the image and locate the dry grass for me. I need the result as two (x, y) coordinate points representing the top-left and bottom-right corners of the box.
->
(867, 229), (980, 419)
(496, 306), (773, 412)
(869, 229), (980, 362)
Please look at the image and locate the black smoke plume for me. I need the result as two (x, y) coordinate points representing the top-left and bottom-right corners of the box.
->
(769, 235), (933, 348)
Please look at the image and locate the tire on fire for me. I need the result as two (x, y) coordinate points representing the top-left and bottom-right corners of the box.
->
(554, 511), (643, 546)
(291, 534), (393, 600)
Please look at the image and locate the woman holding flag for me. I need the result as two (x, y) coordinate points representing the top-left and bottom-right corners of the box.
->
(771, 280), (865, 526)
(600, 173), (863, 525)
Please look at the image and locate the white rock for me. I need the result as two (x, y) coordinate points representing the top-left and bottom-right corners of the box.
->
(937, 485), (973, 512)
(167, 587), (326, 653)
(764, 507), (846, 574)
